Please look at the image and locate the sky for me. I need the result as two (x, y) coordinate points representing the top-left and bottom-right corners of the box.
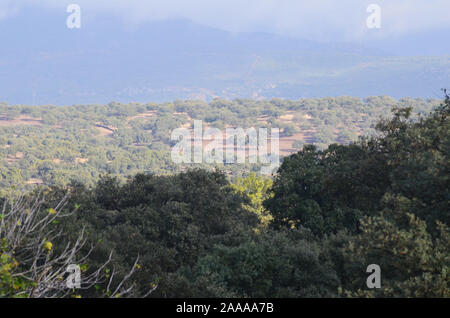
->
(1, 0), (450, 42)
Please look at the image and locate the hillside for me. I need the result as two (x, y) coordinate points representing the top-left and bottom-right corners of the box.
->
(0, 10), (449, 105)
(0, 96), (439, 192)
(1, 95), (448, 298)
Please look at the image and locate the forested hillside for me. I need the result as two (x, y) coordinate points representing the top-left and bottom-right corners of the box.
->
(1, 95), (448, 298)
(0, 96), (439, 193)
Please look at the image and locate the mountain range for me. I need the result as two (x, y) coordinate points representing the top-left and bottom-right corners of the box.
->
(0, 7), (448, 105)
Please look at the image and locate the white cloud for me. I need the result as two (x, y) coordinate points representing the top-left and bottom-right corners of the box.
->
(0, 1), (20, 21)
(4, 0), (450, 41)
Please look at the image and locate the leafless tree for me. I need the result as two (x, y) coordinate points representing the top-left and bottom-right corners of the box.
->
(0, 192), (156, 298)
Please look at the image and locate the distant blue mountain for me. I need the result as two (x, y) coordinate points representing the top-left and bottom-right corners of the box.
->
(360, 28), (450, 56)
(0, 7), (448, 105)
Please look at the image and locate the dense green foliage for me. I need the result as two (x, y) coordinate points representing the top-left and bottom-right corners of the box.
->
(1, 95), (448, 298)
(341, 214), (449, 297)
(265, 143), (386, 235)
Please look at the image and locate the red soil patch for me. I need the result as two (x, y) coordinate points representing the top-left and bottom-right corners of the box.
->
(95, 123), (115, 136)
(0, 115), (43, 127)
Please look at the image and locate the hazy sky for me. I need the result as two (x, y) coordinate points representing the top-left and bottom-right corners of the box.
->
(1, 0), (450, 41)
